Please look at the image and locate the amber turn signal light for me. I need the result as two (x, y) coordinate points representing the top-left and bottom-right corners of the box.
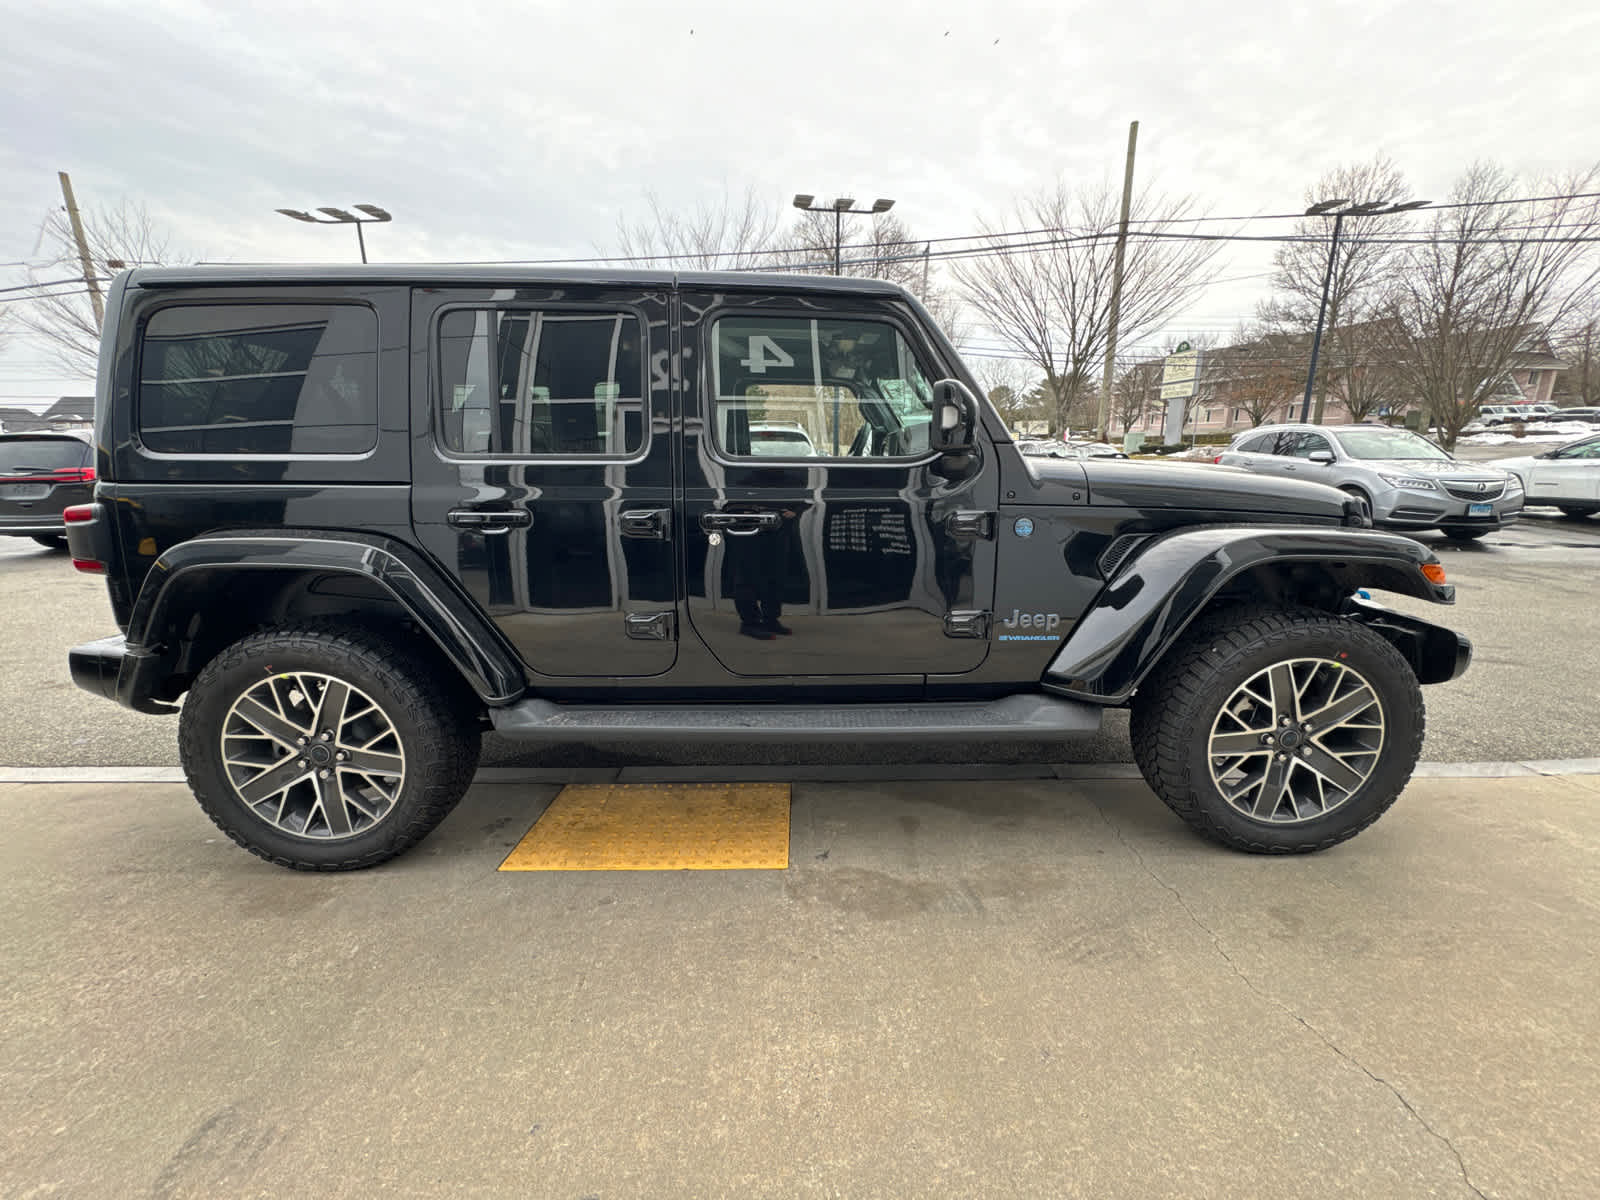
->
(1421, 563), (1448, 585)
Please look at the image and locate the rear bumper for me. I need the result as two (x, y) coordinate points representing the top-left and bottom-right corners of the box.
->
(68, 634), (178, 714)
(1, 519), (67, 536)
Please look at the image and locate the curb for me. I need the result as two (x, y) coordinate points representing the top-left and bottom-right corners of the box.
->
(3, 760), (1599, 785)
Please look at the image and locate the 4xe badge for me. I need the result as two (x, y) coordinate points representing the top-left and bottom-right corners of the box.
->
(997, 609), (1061, 642)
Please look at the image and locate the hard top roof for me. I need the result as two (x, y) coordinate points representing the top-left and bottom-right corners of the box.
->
(123, 263), (915, 298)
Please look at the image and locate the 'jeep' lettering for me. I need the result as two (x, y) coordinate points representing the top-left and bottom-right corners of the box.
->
(1001, 609), (1060, 631)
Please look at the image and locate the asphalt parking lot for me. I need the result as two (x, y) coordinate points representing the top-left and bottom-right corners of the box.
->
(5, 771), (1597, 1197)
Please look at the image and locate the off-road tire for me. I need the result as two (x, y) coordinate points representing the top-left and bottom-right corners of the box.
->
(1130, 605), (1424, 854)
(179, 623), (481, 870)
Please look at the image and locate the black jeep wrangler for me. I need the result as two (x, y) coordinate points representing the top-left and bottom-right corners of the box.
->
(66, 266), (1469, 869)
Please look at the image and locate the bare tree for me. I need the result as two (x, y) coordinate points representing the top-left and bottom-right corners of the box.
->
(955, 180), (1221, 437)
(1113, 360), (1161, 433)
(22, 199), (178, 374)
(973, 356), (1041, 433)
(1553, 299), (1600, 407)
(614, 186), (782, 271)
(1214, 324), (1305, 427)
(1379, 162), (1600, 448)
(1259, 156), (1417, 423)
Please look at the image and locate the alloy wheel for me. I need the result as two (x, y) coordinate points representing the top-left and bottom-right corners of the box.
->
(219, 671), (407, 840)
(1206, 657), (1385, 825)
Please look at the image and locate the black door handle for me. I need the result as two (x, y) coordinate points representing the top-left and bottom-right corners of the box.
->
(701, 511), (782, 534)
(447, 507), (532, 532)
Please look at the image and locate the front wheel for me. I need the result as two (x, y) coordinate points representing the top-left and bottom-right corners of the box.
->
(1130, 607), (1424, 853)
(1558, 505), (1598, 519)
(1442, 527), (1491, 540)
(178, 624), (481, 870)
(31, 534), (67, 550)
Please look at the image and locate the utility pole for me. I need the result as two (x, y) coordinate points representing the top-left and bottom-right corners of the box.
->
(1096, 120), (1138, 443)
(58, 171), (104, 330)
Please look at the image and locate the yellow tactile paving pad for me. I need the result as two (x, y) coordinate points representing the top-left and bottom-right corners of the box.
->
(498, 783), (791, 871)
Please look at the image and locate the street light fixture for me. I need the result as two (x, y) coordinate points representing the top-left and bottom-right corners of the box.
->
(792, 193), (896, 275)
(1299, 197), (1430, 423)
(276, 203), (393, 263)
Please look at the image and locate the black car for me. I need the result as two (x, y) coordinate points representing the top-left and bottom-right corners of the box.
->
(65, 265), (1470, 869)
(0, 431), (96, 548)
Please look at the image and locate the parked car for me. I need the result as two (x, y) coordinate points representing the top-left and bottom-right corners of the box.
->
(1550, 407), (1600, 424)
(0, 431), (96, 548)
(747, 422), (817, 457)
(1492, 432), (1600, 518)
(1217, 423), (1522, 540)
(1060, 440), (1130, 460)
(65, 264), (1471, 868)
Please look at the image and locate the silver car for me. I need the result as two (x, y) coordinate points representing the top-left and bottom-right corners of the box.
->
(1217, 423), (1523, 541)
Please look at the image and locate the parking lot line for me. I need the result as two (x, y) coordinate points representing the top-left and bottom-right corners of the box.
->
(497, 782), (791, 871)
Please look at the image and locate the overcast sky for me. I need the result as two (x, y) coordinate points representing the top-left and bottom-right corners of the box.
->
(3, 0), (1596, 407)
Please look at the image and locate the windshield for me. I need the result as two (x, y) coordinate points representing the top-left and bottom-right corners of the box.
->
(0, 437), (89, 473)
(1332, 428), (1451, 461)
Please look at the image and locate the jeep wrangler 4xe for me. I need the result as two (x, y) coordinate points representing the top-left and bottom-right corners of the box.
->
(65, 267), (1469, 869)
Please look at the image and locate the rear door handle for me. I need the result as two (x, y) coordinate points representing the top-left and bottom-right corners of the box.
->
(447, 507), (532, 533)
(700, 511), (782, 535)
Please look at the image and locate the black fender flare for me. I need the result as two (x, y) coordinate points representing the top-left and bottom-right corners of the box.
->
(124, 529), (527, 705)
(1043, 526), (1460, 703)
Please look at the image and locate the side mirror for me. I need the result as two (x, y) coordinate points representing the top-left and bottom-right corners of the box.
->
(1308, 449), (1335, 464)
(928, 378), (978, 452)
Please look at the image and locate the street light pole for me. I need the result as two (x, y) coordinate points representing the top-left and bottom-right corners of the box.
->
(792, 194), (895, 277)
(276, 204), (393, 263)
(1298, 197), (1429, 424)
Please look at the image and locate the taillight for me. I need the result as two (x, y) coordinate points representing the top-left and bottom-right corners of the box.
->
(62, 504), (103, 572)
(51, 466), (96, 484)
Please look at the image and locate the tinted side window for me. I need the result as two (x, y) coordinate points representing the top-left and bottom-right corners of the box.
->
(710, 314), (934, 459)
(1286, 432), (1331, 458)
(139, 305), (378, 455)
(1236, 433), (1277, 454)
(437, 309), (645, 457)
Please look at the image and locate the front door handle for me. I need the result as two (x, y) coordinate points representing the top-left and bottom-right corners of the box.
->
(620, 508), (670, 539)
(700, 510), (782, 535)
(447, 507), (532, 533)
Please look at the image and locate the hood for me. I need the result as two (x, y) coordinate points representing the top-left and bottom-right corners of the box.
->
(1021, 457), (1351, 520)
(1360, 459), (1510, 480)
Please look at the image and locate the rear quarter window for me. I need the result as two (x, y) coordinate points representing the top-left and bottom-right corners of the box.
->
(138, 304), (378, 455)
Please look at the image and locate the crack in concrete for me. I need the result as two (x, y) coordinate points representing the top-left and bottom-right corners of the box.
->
(1090, 798), (1488, 1200)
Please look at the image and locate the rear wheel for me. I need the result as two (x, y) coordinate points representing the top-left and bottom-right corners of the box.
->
(1558, 505), (1598, 519)
(178, 624), (481, 870)
(1131, 607), (1424, 853)
(31, 534), (66, 550)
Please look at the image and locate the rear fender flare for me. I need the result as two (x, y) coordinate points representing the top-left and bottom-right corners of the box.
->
(1043, 526), (1456, 703)
(125, 529), (526, 704)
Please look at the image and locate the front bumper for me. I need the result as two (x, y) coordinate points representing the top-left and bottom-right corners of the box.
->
(69, 634), (178, 714)
(1373, 490), (1524, 531)
(1343, 597), (1472, 684)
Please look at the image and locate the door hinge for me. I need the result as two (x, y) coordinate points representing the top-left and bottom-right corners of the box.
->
(625, 611), (676, 641)
(944, 610), (991, 639)
(945, 511), (995, 539)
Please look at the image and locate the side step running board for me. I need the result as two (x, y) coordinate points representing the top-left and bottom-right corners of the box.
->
(489, 694), (1103, 743)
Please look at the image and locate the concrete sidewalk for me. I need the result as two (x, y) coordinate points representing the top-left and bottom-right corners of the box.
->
(3, 772), (1596, 1198)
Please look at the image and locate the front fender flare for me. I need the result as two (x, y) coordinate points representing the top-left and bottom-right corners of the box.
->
(125, 529), (527, 705)
(1043, 526), (1456, 703)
